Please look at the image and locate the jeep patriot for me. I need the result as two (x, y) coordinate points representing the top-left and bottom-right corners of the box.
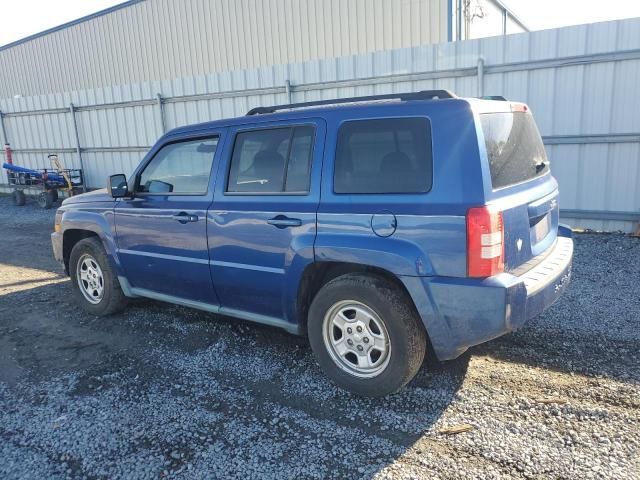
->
(51, 90), (573, 396)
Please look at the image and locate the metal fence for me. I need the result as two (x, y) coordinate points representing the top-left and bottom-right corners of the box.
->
(1, 17), (639, 232)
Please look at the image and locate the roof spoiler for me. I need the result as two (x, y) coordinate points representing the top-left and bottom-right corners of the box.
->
(246, 89), (457, 115)
(479, 95), (508, 101)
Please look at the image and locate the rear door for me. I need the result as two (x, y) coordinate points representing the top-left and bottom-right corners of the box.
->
(479, 107), (559, 272)
(208, 118), (325, 322)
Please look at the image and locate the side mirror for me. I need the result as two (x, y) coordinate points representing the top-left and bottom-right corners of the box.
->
(108, 174), (129, 198)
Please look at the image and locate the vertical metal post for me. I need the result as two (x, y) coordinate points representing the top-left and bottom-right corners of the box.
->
(0, 112), (7, 184)
(0, 111), (7, 145)
(447, 0), (453, 42)
(157, 93), (166, 134)
(69, 103), (87, 192)
(285, 80), (292, 104)
(457, 0), (463, 41)
(477, 57), (485, 97)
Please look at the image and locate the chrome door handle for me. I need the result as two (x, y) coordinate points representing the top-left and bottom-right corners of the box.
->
(172, 212), (199, 224)
(267, 215), (302, 228)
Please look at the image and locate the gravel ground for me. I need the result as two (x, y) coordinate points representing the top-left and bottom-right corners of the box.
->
(0, 194), (638, 479)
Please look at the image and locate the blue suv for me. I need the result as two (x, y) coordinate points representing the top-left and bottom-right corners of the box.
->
(51, 90), (573, 396)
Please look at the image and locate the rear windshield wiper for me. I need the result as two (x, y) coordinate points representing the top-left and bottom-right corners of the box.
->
(535, 161), (547, 173)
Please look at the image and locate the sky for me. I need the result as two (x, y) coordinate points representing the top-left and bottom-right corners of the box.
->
(0, 0), (124, 47)
(0, 0), (639, 47)
(501, 0), (640, 31)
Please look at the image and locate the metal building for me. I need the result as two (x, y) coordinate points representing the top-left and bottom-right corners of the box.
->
(0, 0), (525, 99)
(1, 2), (637, 232)
(0, 0), (444, 98)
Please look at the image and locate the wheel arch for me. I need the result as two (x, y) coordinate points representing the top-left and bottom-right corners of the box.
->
(62, 229), (99, 274)
(296, 261), (419, 334)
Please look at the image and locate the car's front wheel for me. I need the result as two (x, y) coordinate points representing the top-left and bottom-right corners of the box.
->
(307, 273), (426, 397)
(69, 237), (127, 315)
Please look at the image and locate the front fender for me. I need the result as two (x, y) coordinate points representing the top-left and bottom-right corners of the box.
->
(60, 204), (122, 275)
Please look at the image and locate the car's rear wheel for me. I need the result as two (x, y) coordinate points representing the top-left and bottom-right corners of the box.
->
(69, 237), (127, 315)
(308, 273), (426, 397)
(12, 190), (26, 206)
(37, 191), (54, 209)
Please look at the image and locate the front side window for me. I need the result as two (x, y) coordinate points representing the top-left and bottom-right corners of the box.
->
(227, 126), (314, 193)
(137, 137), (218, 194)
(334, 118), (433, 194)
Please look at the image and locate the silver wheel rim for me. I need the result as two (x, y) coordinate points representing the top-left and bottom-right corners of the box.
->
(76, 254), (105, 305)
(322, 300), (391, 378)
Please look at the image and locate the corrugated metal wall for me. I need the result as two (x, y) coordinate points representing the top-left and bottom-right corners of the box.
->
(1, 18), (639, 232)
(0, 0), (448, 98)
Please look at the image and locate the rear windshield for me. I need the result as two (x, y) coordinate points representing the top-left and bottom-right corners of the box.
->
(480, 112), (549, 189)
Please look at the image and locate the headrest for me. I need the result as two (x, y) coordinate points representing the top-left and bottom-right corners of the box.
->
(381, 151), (412, 176)
(253, 150), (285, 175)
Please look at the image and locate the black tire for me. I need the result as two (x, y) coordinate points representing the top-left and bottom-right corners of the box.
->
(38, 191), (54, 209)
(307, 273), (427, 397)
(49, 189), (59, 203)
(12, 190), (26, 206)
(69, 237), (128, 316)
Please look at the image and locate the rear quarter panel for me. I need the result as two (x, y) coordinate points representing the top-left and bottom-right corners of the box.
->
(316, 100), (484, 278)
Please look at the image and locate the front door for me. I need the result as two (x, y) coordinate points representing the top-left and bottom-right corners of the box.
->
(115, 132), (224, 304)
(208, 119), (325, 322)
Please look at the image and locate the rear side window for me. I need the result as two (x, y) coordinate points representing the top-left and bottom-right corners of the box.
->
(480, 112), (549, 189)
(227, 126), (314, 193)
(334, 118), (432, 194)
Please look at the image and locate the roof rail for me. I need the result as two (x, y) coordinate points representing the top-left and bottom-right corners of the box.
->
(246, 89), (457, 115)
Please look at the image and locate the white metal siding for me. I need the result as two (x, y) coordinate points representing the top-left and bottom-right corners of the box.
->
(1, 18), (639, 231)
(0, 0), (448, 99)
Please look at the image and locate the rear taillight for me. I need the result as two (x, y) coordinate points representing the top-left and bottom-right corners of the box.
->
(467, 206), (504, 277)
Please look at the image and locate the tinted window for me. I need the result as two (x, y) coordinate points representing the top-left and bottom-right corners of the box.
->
(334, 118), (432, 194)
(480, 112), (549, 189)
(227, 126), (314, 193)
(138, 138), (218, 194)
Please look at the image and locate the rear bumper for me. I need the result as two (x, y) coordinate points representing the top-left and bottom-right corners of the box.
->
(402, 226), (573, 360)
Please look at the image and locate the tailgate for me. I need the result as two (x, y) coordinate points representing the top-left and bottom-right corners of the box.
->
(479, 108), (559, 272)
(502, 188), (559, 273)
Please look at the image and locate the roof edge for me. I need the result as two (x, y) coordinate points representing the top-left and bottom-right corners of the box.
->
(0, 0), (145, 52)
(490, 0), (530, 32)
